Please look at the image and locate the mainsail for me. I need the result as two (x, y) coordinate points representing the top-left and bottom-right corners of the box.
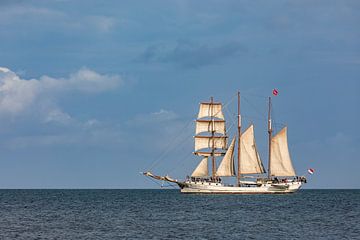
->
(270, 127), (296, 176)
(216, 138), (236, 176)
(191, 157), (208, 177)
(240, 125), (265, 174)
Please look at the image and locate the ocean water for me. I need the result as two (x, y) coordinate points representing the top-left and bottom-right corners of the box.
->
(0, 190), (359, 239)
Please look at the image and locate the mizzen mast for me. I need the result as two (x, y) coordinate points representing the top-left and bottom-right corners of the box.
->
(267, 96), (272, 179)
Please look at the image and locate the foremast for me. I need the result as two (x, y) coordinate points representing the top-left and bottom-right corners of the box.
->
(193, 93), (263, 183)
(194, 98), (227, 179)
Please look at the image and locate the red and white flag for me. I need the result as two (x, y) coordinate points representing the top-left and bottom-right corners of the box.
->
(308, 168), (315, 175)
(272, 89), (279, 96)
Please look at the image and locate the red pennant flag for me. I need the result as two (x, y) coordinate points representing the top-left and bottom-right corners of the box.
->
(272, 89), (279, 96)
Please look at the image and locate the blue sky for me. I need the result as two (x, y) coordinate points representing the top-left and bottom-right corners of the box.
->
(0, 0), (359, 188)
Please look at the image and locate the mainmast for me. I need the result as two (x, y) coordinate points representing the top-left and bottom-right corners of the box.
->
(237, 91), (241, 186)
(267, 96), (272, 179)
(210, 96), (216, 178)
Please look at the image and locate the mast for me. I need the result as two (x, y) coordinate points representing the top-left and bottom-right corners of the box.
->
(210, 96), (216, 178)
(267, 96), (272, 179)
(237, 91), (241, 186)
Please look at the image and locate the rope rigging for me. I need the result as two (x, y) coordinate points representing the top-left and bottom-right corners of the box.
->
(143, 91), (285, 180)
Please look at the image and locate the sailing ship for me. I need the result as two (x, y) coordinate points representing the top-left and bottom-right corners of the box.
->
(143, 92), (307, 194)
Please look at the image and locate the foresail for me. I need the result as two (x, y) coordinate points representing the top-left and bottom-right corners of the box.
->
(270, 127), (296, 176)
(191, 157), (208, 177)
(240, 125), (265, 174)
(198, 103), (224, 120)
(216, 138), (236, 176)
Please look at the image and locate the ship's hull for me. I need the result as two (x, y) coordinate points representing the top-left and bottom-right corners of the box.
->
(179, 181), (302, 194)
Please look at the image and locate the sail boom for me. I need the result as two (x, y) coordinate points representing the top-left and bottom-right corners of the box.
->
(196, 119), (225, 122)
(195, 135), (228, 139)
(200, 101), (222, 105)
(194, 151), (225, 157)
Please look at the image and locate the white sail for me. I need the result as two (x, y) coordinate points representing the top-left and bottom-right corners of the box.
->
(216, 138), (236, 176)
(270, 127), (296, 176)
(194, 136), (227, 152)
(240, 125), (265, 174)
(195, 120), (226, 135)
(198, 103), (224, 120)
(191, 157), (208, 177)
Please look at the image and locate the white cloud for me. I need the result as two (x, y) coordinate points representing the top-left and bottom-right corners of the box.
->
(40, 67), (122, 93)
(151, 109), (178, 121)
(88, 16), (116, 32)
(43, 108), (72, 125)
(0, 68), (41, 114)
(83, 119), (100, 128)
(0, 67), (126, 149)
(130, 109), (178, 126)
(0, 67), (10, 73)
(69, 67), (121, 92)
(0, 67), (123, 118)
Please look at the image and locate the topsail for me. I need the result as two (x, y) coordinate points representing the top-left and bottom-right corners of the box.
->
(196, 119), (226, 135)
(198, 102), (224, 120)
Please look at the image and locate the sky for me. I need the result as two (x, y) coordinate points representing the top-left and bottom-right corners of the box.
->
(0, 0), (359, 189)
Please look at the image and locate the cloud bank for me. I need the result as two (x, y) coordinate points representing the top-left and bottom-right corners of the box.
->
(0, 67), (123, 121)
(0, 67), (125, 149)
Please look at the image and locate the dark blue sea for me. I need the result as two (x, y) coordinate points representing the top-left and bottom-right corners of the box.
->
(0, 190), (359, 239)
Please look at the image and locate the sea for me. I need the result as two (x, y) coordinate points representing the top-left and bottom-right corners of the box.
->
(0, 189), (359, 239)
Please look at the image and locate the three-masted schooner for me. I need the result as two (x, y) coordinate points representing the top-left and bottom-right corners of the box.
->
(143, 92), (307, 194)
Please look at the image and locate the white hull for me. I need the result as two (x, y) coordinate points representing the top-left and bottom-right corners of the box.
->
(179, 181), (302, 194)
